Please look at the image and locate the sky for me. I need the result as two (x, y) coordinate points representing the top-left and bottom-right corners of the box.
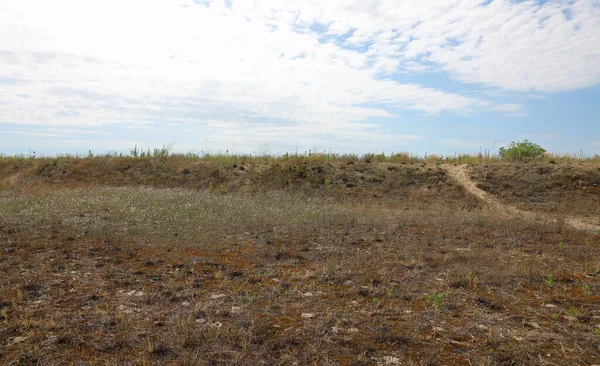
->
(1, 0), (599, 157)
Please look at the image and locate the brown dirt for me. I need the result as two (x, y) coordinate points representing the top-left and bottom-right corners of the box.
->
(443, 164), (600, 234)
(1, 157), (599, 365)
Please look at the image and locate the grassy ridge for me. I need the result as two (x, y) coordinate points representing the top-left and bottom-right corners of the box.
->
(0, 153), (460, 194)
(470, 162), (600, 218)
(1, 150), (598, 189)
(1, 152), (598, 216)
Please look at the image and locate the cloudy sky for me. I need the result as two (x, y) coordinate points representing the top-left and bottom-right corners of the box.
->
(1, 0), (599, 156)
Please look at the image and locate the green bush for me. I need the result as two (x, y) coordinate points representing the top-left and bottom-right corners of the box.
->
(499, 140), (546, 161)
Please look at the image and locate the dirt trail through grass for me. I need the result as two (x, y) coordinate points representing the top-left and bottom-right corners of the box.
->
(443, 164), (600, 233)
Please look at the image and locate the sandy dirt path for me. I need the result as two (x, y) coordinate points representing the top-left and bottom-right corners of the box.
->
(442, 164), (600, 233)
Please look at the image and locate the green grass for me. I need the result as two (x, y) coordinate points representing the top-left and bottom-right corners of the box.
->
(2, 145), (599, 165)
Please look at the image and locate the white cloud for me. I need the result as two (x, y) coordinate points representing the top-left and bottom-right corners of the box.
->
(0, 127), (109, 136)
(0, 0), (484, 128)
(196, 119), (422, 154)
(0, 130), (61, 137)
(266, 0), (600, 92)
(0, 0), (598, 152)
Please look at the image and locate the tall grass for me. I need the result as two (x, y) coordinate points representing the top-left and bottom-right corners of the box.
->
(1, 145), (599, 165)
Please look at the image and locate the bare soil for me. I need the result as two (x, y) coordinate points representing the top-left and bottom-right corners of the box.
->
(0, 157), (599, 365)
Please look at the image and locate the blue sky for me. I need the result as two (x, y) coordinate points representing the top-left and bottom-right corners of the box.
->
(1, 0), (599, 157)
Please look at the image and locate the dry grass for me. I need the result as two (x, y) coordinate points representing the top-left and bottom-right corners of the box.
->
(0, 157), (599, 365)
(470, 162), (600, 221)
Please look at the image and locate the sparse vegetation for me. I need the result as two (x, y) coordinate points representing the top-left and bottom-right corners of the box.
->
(0, 152), (599, 364)
(426, 292), (445, 337)
(582, 283), (591, 295)
(545, 273), (554, 287)
(470, 161), (600, 219)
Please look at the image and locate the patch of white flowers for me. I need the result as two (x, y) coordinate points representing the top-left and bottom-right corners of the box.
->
(0, 187), (347, 239)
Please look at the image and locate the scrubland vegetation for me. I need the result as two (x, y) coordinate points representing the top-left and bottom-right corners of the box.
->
(0, 150), (599, 365)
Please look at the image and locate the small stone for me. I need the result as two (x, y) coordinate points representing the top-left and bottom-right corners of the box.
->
(117, 305), (134, 314)
(381, 356), (401, 365)
(195, 318), (206, 324)
(134, 291), (145, 297)
(404, 309), (413, 314)
(348, 328), (359, 333)
(301, 313), (316, 319)
(476, 324), (488, 331)
(449, 339), (468, 347)
(433, 327), (445, 332)
(231, 306), (242, 313)
(41, 335), (58, 347)
(302, 292), (314, 297)
(12, 336), (27, 344)
(182, 301), (190, 307)
(513, 336), (524, 341)
(211, 294), (227, 300)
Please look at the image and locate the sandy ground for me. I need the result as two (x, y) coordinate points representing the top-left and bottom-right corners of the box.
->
(442, 164), (600, 233)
